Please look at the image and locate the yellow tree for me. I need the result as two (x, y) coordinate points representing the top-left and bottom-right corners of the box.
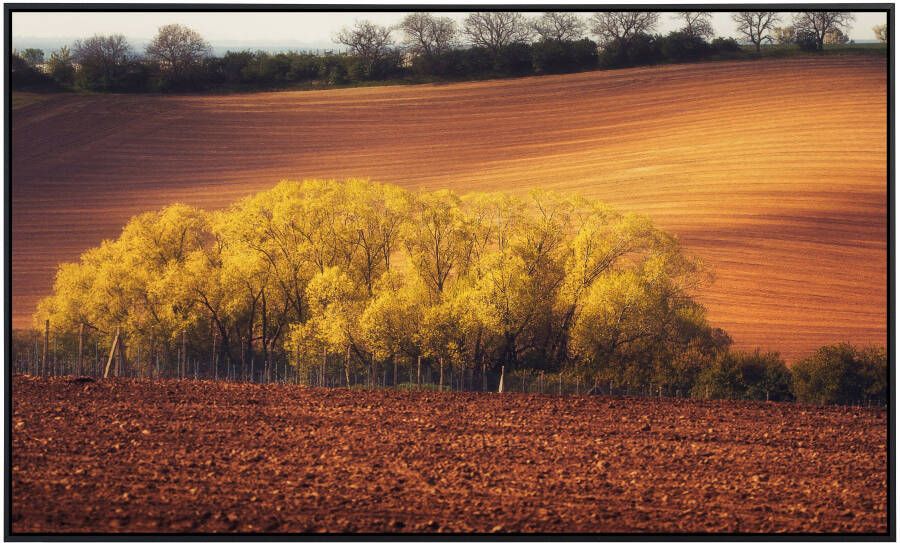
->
(417, 285), (487, 388)
(403, 189), (472, 298)
(212, 207), (275, 380)
(341, 179), (411, 295)
(36, 204), (212, 374)
(358, 270), (428, 384)
(287, 266), (367, 386)
(568, 239), (709, 391)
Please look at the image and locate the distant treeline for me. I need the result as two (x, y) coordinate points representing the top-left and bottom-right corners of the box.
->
(15, 180), (886, 406)
(11, 11), (878, 94)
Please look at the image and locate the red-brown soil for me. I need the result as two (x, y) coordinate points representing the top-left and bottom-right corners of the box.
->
(11, 376), (888, 534)
(11, 57), (888, 360)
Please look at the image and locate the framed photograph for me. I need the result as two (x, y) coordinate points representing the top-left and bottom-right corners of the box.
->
(5, 3), (893, 538)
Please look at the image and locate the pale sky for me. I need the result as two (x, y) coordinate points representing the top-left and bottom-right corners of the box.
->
(12, 10), (888, 51)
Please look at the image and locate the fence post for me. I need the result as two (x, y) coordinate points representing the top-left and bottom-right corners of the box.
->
(345, 344), (351, 389)
(498, 365), (505, 394)
(103, 327), (120, 378)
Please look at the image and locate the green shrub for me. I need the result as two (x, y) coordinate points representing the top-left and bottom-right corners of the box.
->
(658, 31), (711, 62)
(494, 43), (533, 75)
(792, 344), (886, 406)
(711, 37), (742, 54)
(692, 350), (791, 401)
(599, 33), (662, 69)
(795, 29), (819, 52)
(10, 54), (59, 90)
(532, 38), (598, 74)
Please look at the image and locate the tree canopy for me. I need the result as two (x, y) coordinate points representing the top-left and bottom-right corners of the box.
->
(35, 179), (725, 390)
(29, 180), (886, 405)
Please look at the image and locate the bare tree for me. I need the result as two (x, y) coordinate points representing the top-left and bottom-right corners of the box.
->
(590, 12), (659, 47)
(873, 24), (887, 43)
(792, 11), (856, 51)
(335, 20), (395, 64)
(145, 24), (211, 77)
(531, 12), (586, 42)
(72, 34), (134, 87)
(731, 12), (781, 52)
(73, 34), (132, 66)
(398, 12), (458, 57)
(462, 12), (532, 53)
(674, 12), (714, 40)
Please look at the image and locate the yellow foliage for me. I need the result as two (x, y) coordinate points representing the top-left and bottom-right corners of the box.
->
(35, 178), (711, 377)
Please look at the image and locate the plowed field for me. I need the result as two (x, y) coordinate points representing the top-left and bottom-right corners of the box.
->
(11, 57), (888, 359)
(11, 376), (888, 534)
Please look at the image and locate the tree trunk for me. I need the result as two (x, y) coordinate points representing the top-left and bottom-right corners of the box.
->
(246, 304), (256, 382)
(42, 319), (49, 377)
(393, 356), (398, 387)
(181, 329), (187, 380)
(417, 356), (421, 390)
(77, 323), (84, 376)
(240, 332), (246, 381)
(322, 345), (327, 387)
(212, 326), (218, 381)
(117, 331), (127, 377)
(439, 357), (444, 392)
(261, 291), (268, 383)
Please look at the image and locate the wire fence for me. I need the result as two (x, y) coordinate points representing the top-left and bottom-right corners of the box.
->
(9, 327), (640, 397)
(9, 327), (886, 407)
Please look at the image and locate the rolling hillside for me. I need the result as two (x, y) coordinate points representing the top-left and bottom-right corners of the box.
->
(11, 57), (887, 360)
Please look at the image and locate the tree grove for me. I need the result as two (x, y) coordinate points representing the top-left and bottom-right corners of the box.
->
(34, 179), (725, 390)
